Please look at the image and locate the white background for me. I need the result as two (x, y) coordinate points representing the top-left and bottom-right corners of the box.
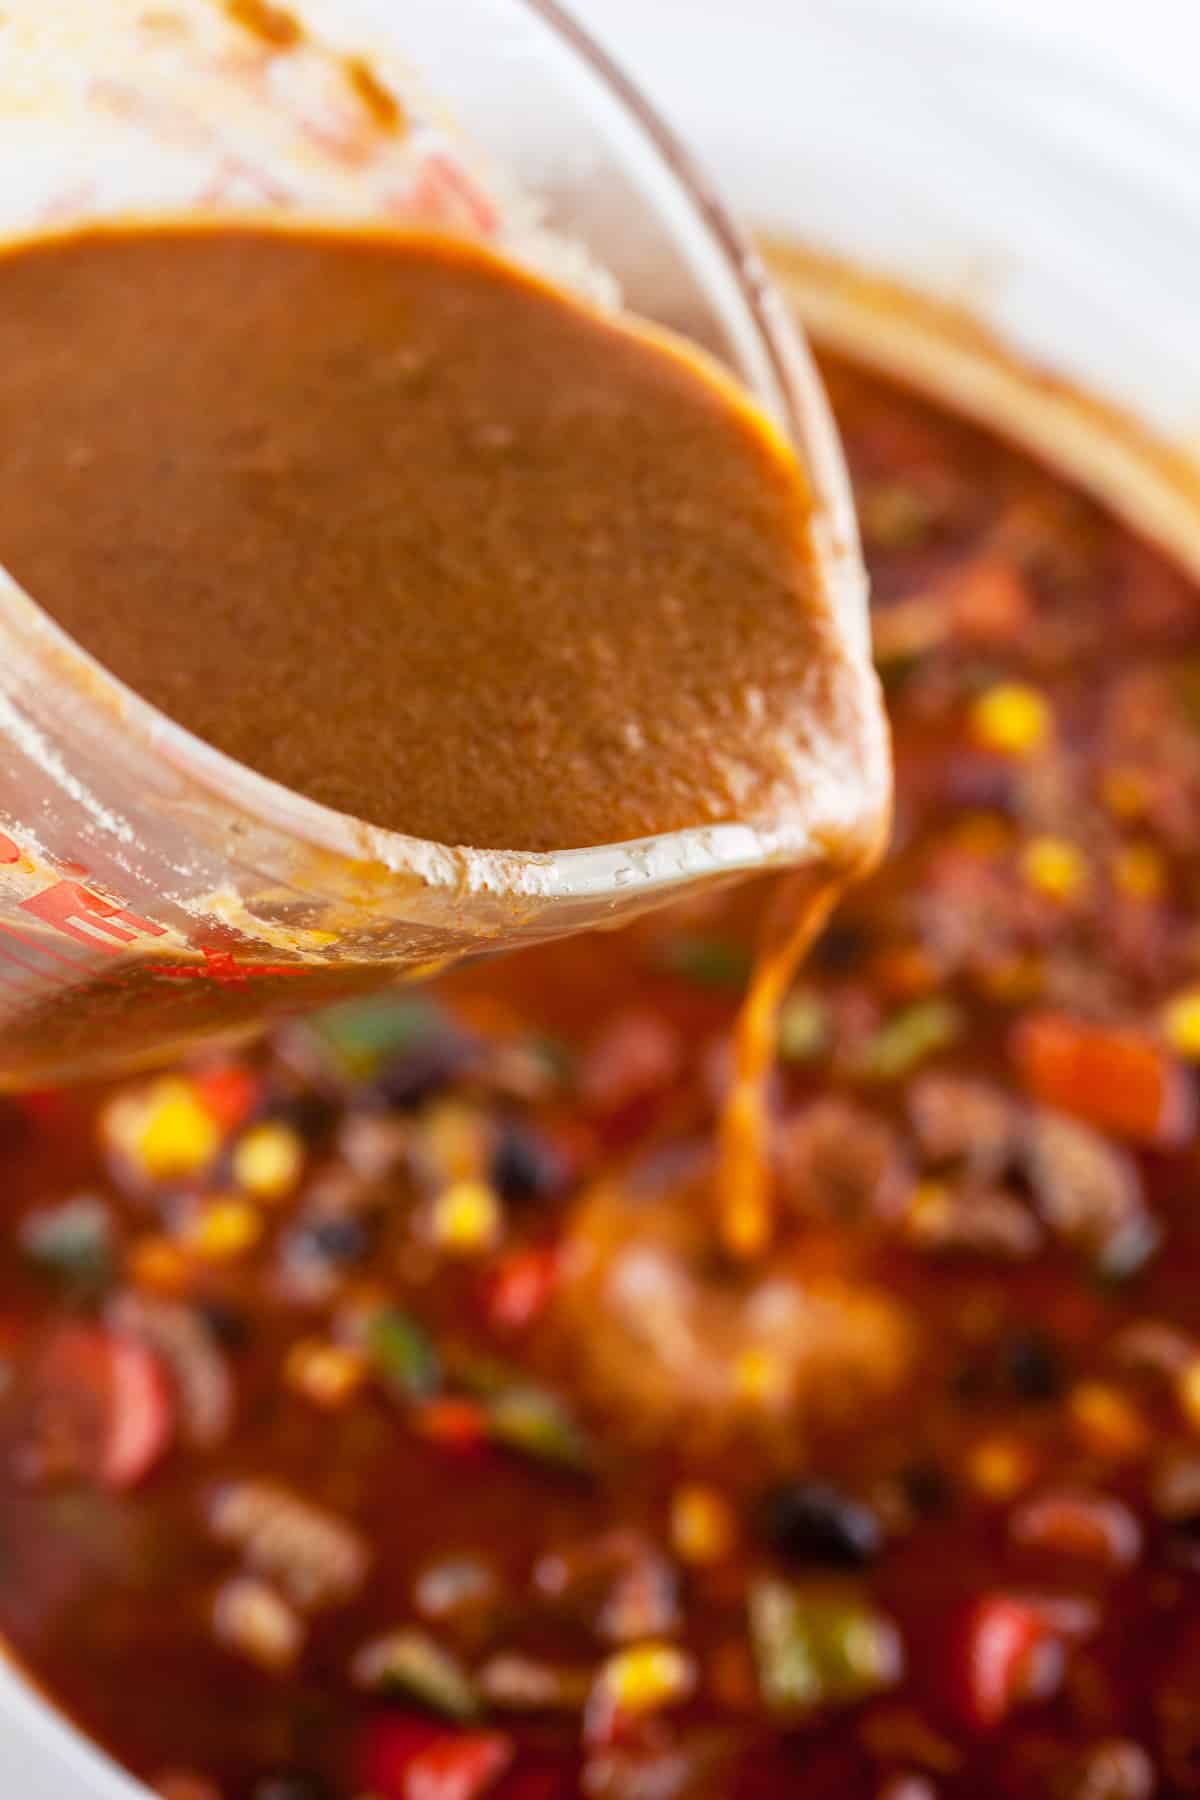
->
(570, 0), (1200, 224)
(571, 0), (1200, 141)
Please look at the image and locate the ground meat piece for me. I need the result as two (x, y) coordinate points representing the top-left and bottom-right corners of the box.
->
(1025, 1111), (1148, 1267)
(534, 1529), (680, 1643)
(776, 1099), (911, 1227)
(907, 1076), (1020, 1180)
(107, 1293), (234, 1449)
(906, 1183), (1042, 1260)
(207, 1480), (368, 1610)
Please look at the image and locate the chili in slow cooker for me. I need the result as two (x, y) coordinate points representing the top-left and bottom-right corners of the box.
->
(3, 352), (1200, 1799)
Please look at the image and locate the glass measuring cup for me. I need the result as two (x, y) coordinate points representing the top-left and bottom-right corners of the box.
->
(0, 0), (883, 1088)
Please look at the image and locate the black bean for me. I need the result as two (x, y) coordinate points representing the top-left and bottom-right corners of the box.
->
(900, 1462), (953, 1517)
(1001, 1327), (1063, 1404)
(811, 920), (869, 973)
(952, 1356), (991, 1405)
(373, 1035), (475, 1110)
(296, 1214), (371, 1266)
(492, 1122), (568, 1205)
(265, 1091), (341, 1144)
(195, 1298), (251, 1351)
(757, 1480), (884, 1568)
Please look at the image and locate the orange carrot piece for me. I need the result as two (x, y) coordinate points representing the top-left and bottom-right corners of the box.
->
(1012, 1012), (1194, 1148)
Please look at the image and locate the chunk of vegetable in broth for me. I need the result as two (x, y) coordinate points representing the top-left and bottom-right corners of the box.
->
(748, 1581), (902, 1715)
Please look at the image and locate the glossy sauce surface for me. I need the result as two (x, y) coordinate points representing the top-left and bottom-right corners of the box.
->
(0, 224), (878, 857)
(4, 353), (1200, 1799)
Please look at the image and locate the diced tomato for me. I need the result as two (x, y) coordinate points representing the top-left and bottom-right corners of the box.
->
(1012, 1012), (1194, 1147)
(1010, 1490), (1142, 1568)
(484, 1246), (560, 1332)
(406, 1734), (513, 1800)
(580, 1012), (682, 1118)
(414, 1399), (489, 1456)
(359, 1718), (442, 1796)
(16, 1089), (77, 1133)
(101, 1331), (175, 1489)
(32, 1324), (174, 1491)
(945, 555), (1033, 647)
(193, 1063), (260, 1133)
(360, 1719), (513, 1800)
(955, 1593), (1048, 1729)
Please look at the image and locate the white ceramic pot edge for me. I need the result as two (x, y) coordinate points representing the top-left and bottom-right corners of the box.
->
(0, 1654), (141, 1799)
(573, 0), (1200, 447)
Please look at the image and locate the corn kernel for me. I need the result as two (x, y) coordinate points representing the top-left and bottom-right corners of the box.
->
(284, 1339), (366, 1408)
(732, 1346), (785, 1409)
(107, 1078), (220, 1181)
(906, 1180), (950, 1244)
(1177, 1359), (1200, 1432)
(1101, 767), (1149, 821)
(233, 1123), (304, 1201)
(430, 1179), (502, 1254)
(127, 1234), (191, 1296)
(188, 1198), (263, 1262)
(599, 1643), (695, 1715)
(1021, 837), (1090, 904)
(424, 1101), (489, 1180)
(670, 1485), (737, 1566)
(1069, 1382), (1149, 1460)
(1162, 991), (1200, 1061)
(969, 683), (1052, 758)
(965, 1436), (1036, 1500)
(1113, 842), (1166, 902)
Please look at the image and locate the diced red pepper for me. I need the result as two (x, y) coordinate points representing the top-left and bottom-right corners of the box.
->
(33, 1324), (174, 1491)
(414, 1399), (489, 1457)
(360, 1718), (513, 1800)
(955, 1593), (1048, 1730)
(1012, 1012), (1194, 1147)
(102, 1331), (175, 1489)
(193, 1063), (260, 1133)
(405, 1734), (513, 1800)
(484, 1246), (560, 1332)
(359, 1718), (442, 1796)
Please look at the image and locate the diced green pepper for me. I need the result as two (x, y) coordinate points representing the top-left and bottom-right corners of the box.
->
(308, 996), (445, 1082)
(486, 1384), (594, 1475)
(777, 993), (830, 1064)
(861, 481), (937, 551)
(857, 1001), (962, 1082)
(656, 936), (753, 990)
(20, 1197), (113, 1291)
(351, 1628), (480, 1721)
(368, 1308), (442, 1401)
(749, 1580), (902, 1715)
(522, 1034), (575, 1089)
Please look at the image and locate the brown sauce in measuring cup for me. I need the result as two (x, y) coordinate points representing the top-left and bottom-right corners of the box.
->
(0, 222), (877, 859)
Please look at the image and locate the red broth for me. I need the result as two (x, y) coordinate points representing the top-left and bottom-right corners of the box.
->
(3, 352), (1200, 1799)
